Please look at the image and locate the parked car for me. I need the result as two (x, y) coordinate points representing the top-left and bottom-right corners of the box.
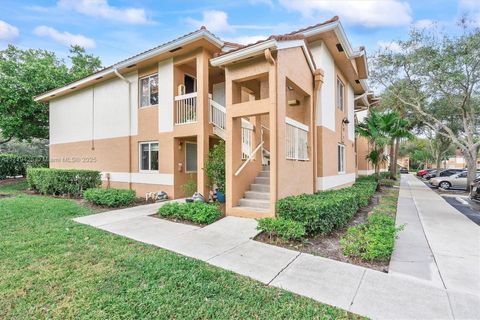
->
(424, 170), (438, 180)
(400, 167), (409, 174)
(431, 171), (480, 190)
(425, 169), (464, 181)
(417, 169), (429, 177)
(470, 177), (480, 202)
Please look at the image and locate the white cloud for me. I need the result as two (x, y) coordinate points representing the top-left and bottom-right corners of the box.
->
(377, 40), (402, 53)
(414, 19), (435, 29)
(185, 10), (234, 33)
(247, 0), (274, 7)
(33, 26), (96, 48)
(58, 0), (149, 24)
(226, 35), (267, 45)
(0, 20), (19, 41)
(279, 0), (412, 28)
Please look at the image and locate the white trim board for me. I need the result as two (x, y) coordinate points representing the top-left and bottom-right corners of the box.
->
(101, 172), (174, 185)
(357, 169), (375, 176)
(317, 173), (356, 191)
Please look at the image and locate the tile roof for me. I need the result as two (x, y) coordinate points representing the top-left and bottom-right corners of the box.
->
(213, 16), (339, 58)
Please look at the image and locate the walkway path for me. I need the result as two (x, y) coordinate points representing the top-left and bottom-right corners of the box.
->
(390, 175), (480, 296)
(75, 179), (480, 319)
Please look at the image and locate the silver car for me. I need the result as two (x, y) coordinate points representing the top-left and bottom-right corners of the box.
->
(431, 171), (480, 190)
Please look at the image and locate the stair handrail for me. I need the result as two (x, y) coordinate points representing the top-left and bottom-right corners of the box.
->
(235, 141), (264, 176)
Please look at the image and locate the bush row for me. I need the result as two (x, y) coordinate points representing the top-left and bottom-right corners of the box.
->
(83, 188), (136, 207)
(276, 178), (378, 235)
(340, 213), (403, 261)
(257, 218), (306, 241)
(0, 154), (48, 179)
(27, 168), (101, 197)
(158, 202), (221, 225)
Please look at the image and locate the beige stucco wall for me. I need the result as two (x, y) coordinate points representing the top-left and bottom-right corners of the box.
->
(276, 47), (314, 199)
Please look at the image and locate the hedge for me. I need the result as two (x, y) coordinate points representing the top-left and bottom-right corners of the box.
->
(158, 202), (221, 224)
(84, 188), (136, 207)
(257, 218), (306, 241)
(276, 178), (377, 235)
(0, 154), (48, 179)
(27, 168), (101, 197)
(340, 213), (403, 261)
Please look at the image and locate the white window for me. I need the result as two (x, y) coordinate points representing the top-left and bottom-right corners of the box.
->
(338, 144), (345, 173)
(337, 78), (344, 111)
(139, 142), (159, 172)
(140, 74), (159, 107)
(185, 142), (197, 172)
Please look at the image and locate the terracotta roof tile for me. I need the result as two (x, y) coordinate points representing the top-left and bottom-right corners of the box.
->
(213, 16), (338, 58)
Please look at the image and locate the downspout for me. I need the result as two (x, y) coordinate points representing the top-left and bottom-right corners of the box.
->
(114, 68), (133, 190)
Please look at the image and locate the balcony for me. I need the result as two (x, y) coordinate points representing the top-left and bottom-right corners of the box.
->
(175, 92), (197, 125)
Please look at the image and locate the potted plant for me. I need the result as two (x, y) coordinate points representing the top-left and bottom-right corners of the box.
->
(205, 141), (226, 203)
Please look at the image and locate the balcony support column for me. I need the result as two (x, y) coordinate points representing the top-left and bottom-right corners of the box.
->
(196, 50), (211, 198)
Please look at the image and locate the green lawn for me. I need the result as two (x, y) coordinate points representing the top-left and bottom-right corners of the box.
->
(0, 182), (360, 319)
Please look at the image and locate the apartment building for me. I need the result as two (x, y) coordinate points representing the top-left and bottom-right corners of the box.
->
(35, 16), (373, 218)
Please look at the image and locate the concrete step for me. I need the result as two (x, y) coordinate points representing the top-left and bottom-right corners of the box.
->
(244, 191), (270, 200)
(262, 165), (270, 171)
(258, 171), (270, 178)
(254, 177), (270, 185)
(251, 184), (270, 192)
(233, 206), (270, 213)
(238, 198), (270, 209)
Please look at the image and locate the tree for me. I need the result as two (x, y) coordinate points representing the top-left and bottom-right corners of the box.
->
(379, 111), (413, 179)
(371, 21), (480, 189)
(0, 45), (101, 144)
(356, 111), (389, 177)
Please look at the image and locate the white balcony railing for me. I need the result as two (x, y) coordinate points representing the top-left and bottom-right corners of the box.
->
(285, 117), (309, 161)
(175, 92), (197, 124)
(241, 119), (254, 160)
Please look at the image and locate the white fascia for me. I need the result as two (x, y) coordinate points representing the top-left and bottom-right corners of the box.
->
(210, 39), (277, 67)
(211, 39), (316, 73)
(35, 29), (223, 102)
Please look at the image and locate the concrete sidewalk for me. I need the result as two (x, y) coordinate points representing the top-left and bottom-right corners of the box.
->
(390, 175), (480, 296)
(74, 186), (480, 320)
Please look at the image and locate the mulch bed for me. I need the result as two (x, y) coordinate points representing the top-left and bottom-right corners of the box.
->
(255, 188), (391, 272)
(0, 177), (25, 186)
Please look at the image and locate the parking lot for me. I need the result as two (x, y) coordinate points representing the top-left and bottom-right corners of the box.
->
(416, 175), (480, 226)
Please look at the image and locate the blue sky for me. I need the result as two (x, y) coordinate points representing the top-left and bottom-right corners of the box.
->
(0, 0), (477, 67)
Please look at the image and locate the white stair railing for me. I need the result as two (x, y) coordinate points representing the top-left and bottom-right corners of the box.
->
(209, 98), (226, 130)
(235, 141), (264, 176)
(175, 92), (197, 124)
(241, 121), (254, 160)
(285, 117), (309, 161)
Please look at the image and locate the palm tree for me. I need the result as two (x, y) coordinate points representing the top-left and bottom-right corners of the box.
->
(356, 111), (389, 177)
(379, 112), (413, 179)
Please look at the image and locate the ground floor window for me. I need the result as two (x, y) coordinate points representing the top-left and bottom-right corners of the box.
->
(185, 142), (197, 172)
(139, 142), (159, 171)
(338, 144), (345, 174)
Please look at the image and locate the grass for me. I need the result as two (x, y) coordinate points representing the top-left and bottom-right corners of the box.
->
(371, 187), (399, 217)
(0, 181), (361, 319)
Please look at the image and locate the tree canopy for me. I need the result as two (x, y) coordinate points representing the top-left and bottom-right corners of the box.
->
(371, 21), (480, 186)
(0, 45), (101, 144)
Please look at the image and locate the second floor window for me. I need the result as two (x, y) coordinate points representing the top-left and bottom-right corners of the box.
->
(337, 78), (344, 111)
(140, 74), (158, 107)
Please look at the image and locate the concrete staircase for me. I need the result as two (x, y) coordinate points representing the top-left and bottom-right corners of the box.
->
(238, 166), (270, 212)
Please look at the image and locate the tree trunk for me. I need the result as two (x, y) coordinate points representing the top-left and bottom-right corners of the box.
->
(435, 153), (442, 177)
(464, 147), (479, 192)
(389, 139), (395, 179)
(393, 137), (400, 178)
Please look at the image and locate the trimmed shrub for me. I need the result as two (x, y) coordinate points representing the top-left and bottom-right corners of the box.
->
(257, 218), (306, 241)
(27, 168), (101, 197)
(158, 202), (221, 224)
(340, 213), (403, 261)
(84, 188), (136, 207)
(276, 178), (377, 235)
(0, 154), (48, 179)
